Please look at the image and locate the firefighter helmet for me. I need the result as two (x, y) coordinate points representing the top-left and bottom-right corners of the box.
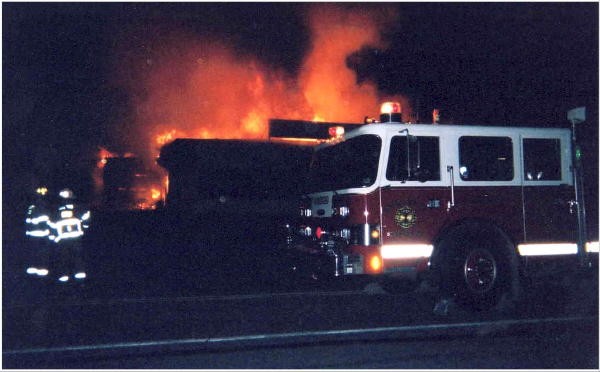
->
(59, 188), (75, 199)
(35, 186), (48, 196)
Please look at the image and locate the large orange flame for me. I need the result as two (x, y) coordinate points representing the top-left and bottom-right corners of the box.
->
(105, 5), (411, 210)
(300, 5), (392, 122)
(112, 4), (410, 167)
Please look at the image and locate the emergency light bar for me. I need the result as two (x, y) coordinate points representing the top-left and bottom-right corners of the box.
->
(379, 101), (402, 123)
(380, 101), (401, 114)
(268, 119), (362, 143)
(328, 126), (345, 138)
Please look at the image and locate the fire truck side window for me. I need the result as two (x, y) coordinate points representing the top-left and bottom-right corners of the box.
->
(459, 136), (514, 181)
(387, 136), (440, 182)
(522, 138), (562, 181)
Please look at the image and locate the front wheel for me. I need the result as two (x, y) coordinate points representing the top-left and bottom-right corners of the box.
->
(463, 248), (498, 295)
(438, 224), (519, 312)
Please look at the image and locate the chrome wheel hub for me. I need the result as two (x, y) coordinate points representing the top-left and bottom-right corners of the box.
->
(463, 249), (497, 294)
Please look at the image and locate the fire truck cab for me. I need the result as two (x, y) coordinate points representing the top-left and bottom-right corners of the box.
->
(286, 102), (598, 310)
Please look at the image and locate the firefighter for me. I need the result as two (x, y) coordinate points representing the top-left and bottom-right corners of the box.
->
(49, 188), (90, 283)
(24, 186), (53, 277)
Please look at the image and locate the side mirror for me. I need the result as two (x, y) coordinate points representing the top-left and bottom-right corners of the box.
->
(567, 107), (586, 125)
(413, 167), (431, 183)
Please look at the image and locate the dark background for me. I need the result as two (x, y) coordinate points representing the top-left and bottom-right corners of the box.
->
(3, 2), (598, 239)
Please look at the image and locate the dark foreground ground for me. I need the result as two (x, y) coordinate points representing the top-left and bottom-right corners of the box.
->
(3, 209), (599, 368)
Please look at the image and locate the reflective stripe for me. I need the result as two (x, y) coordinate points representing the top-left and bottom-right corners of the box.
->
(25, 215), (50, 225)
(81, 211), (91, 221)
(586, 241), (599, 253)
(37, 269), (49, 276)
(26, 229), (50, 237)
(380, 244), (434, 259)
(54, 233), (83, 243)
(518, 243), (577, 256)
(60, 210), (74, 218)
(51, 218), (84, 242)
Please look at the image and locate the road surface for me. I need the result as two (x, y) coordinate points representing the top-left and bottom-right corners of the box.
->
(3, 270), (598, 369)
(3, 211), (598, 368)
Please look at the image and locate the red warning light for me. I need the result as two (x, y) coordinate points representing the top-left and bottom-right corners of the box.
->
(316, 226), (324, 239)
(328, 126), (345, 138)
(380, 102), (401, 115)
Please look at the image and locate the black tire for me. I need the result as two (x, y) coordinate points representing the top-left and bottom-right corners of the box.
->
(438, 223), (519, 311)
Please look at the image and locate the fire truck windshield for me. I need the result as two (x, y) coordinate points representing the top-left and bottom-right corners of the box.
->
(307, 134), (381, 192)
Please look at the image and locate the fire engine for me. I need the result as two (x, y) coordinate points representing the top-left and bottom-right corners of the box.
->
(284, 102), (598, 310)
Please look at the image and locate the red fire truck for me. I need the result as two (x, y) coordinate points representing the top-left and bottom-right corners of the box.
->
(284, 102), (598, 310)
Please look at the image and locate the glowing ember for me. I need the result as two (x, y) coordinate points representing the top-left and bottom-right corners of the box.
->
(92, 146), (167, 210)
(151, 188), (162, 200)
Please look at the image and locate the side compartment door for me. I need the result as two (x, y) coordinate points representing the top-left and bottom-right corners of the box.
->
(521, 137), (577, 243)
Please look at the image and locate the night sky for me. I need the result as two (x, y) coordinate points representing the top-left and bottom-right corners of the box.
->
(3, 3), (598, 223)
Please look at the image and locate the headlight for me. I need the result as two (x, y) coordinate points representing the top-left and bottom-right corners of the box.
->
(340, 228), (351, 240)
(300, 207), (312, 217)
(299, 226), (312, 237)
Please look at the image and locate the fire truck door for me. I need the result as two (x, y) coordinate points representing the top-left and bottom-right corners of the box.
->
(521, 138), (577, 243)
(380, 135), (448, 243)
(380, 186), (449, 244)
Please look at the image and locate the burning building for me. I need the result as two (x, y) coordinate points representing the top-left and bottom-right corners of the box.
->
(157, 138), (312, 218)
(101, 156), (165, 211)
(102, 5), (410, 213)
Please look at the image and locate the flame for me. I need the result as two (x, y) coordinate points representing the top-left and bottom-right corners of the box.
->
(156, 129), (183, 146)
(112, 5), (411, 163)
(97, 147), (117, 169)
(131, 184), (164, 210)
(300, 5), (391, 122)
(92, 147), (116, 206)
(92, 146), (167, 210)
(105, 5), (411, 210)
(125, 177), (166, 210)
(151, 188), (162, 200)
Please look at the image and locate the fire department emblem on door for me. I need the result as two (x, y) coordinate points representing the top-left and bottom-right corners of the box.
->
(394, 206), (417, 228)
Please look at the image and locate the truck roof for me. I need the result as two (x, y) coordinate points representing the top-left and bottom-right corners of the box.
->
(316, 122), (572, 150)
